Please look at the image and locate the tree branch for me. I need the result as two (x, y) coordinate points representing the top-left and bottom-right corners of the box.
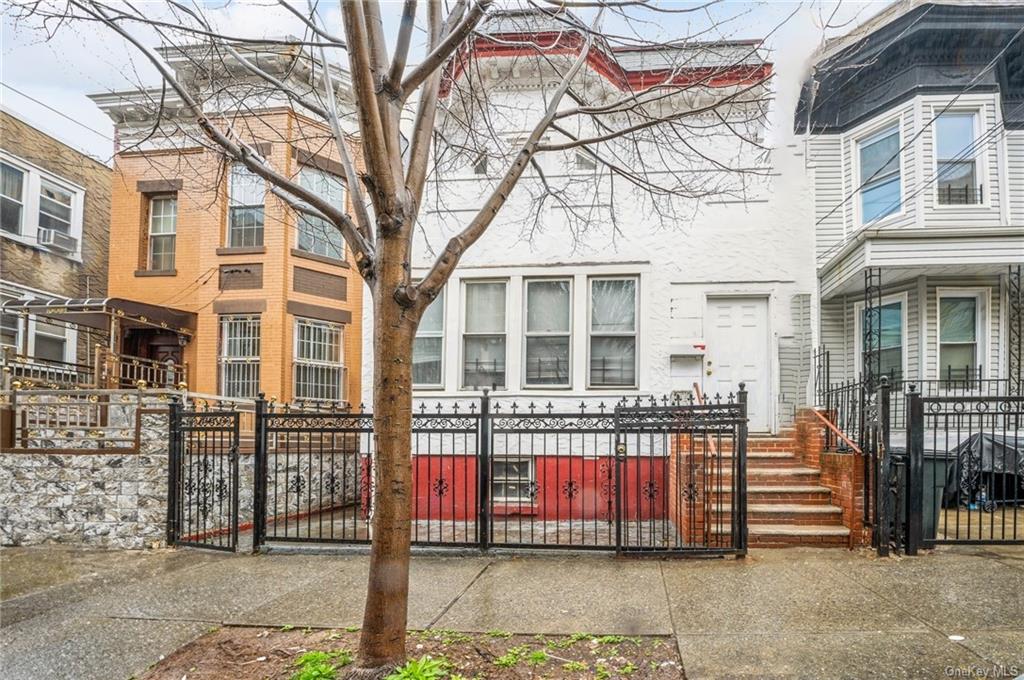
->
(400, 0), (491, 100)
(387, 0), (417, 90)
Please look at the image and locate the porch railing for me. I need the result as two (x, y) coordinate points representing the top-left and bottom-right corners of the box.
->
(1, 346), (187, 391)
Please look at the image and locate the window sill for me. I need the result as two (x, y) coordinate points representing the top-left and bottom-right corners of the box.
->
(217, 246), (266, 256)
(492, 504), (538, 516)
(291, 248), (349, 268)
(134, 269), (177, 277)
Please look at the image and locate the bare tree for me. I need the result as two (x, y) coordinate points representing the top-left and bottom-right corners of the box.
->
(10, 1), (777, 675)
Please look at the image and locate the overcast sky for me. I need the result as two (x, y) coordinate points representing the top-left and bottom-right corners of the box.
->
(0, 1), (893, 164)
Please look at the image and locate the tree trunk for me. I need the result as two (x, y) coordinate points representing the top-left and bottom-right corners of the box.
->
(355, 236), (417, 677)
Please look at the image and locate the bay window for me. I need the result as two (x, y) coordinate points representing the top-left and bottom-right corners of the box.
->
(858, 124), (901, 223)
(589, 277), (637, 387)
(228, 165), (264, 247)
(294, 317), (345, 402)
(296, 166), (346, 260)
(148, 195), (177, 271)
(939, 296), (979, 382)
(463, 281), (506, 389)
(219, 315), (261, 397)
(935, 112), (979, 205)
(413, 289), (444, 388)
(524, 279), (571, 387)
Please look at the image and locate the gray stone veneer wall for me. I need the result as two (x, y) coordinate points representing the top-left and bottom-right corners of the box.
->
(0, 410), (171, 549)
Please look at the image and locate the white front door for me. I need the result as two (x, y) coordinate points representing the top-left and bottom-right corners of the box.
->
(704, 296), (771, 432)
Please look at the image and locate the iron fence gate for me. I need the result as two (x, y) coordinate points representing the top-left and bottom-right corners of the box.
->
(872, 384), (1023, 554)
(168, 390), (749, 555)
(167, 400), (241, 551)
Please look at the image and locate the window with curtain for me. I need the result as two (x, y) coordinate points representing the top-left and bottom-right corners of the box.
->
(219, 315), (261, 397)
(858, 124), (901, 223)
(935, 112), (979, 205)
(297, 166), (346, 260)
(589, 277), (637, 387)
(463, 281), (506, 388)
(524, 279), (571, 387)
(413, 289), (444, 387)
(148, 195), (177, 271)
(939, 296), (979, 381)
(228, 165), (264, 247)
(294, 317), (345, 402)
(1, 162), (25, 234)
(33, 319), (66, 362)
(862, 301), (902, 380)
(39, 179), (73, 234)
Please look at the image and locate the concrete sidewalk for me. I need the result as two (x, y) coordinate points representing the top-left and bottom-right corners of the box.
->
(1, 545), (1022, 679)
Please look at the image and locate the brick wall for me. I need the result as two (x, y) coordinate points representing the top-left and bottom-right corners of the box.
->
(106, 111), (364, 402)
(794, 408), (870, 547)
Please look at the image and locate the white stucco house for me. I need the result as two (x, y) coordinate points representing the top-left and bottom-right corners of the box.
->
(361, 9), (817, 433)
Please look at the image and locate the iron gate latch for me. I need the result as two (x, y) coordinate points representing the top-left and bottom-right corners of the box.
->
(615, 442), (627, 460)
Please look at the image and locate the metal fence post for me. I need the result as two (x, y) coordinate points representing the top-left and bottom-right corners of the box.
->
(875, 377), (891, 556)
(166, 396), (180, 546)
(252, 393), (267, 554)
(478, 389), (491, 552)
(906, 385), (924, 555)
(736, 383), (749, 556)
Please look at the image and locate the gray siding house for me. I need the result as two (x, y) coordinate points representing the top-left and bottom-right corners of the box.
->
(798, 1), (1024, 396)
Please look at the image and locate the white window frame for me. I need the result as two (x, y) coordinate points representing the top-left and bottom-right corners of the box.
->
(460, 279), (508, 390)
(853, 292), (909, 381)
(491, 457), (535, 504)
(295, 165), (347, 261)
(935, 287), (989, 382)
(852, 118), (904, 227)
(413, 287), (445, 390)
(292, 316), (346, 403)
(219, 314), (261, 398)
(148, 194), (177, 271)
(1, 161), (27, 236)
(932, 107), (986, 209)
(227, 164), (265, 248)
(522, 277), (573, 389)
(0, 296), (20, 350)
(587, 275), (639, 389)
(0, 151), (85, 259)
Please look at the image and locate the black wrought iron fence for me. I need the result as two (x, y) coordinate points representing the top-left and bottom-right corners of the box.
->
(234, 390), (749, 556)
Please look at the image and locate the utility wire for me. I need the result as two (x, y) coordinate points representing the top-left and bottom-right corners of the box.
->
(1, 82), (114, 141)
(814, 23), (1024, 227)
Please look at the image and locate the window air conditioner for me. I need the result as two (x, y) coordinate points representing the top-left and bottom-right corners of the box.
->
(38, 228), (78, 253)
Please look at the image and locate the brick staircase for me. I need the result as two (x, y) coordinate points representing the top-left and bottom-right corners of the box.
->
(714, 431), (851, 548)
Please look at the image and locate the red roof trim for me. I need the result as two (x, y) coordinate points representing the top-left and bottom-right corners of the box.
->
(441, 32), (772, 97)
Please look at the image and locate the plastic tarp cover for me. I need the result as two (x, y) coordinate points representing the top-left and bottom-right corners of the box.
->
(941, 434), (1024, 505)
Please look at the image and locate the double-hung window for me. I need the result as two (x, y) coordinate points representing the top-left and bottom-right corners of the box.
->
(219, 315), (261, 397)
(293, 317), (345, 402)
(296, 166), (346, 260)
(148, 195), (177, 271)
(413, 289), (444, 388)
(0, 295), (19, 349)
(524, 279), (571, 387)
(463, 281), (506, 389)
(939, 296), (979, 382)
(1, 162), (25, 234)
(935, 112), (979, 205)
(858, 124), (901, 223)
(862, 301), (902, 380)
(33, 319), (67, 362)
(39, 179), (73, 234)
(228, 165), (264, 247)
(589, 277), (637, 387)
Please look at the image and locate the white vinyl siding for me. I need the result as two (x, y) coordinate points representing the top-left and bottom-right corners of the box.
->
(1008, 130), (1024, 225)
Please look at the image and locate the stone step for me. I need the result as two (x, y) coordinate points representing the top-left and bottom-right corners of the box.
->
(746, 485), (834, 504)
(714, 504), (844, 525)
(713, 523), (850, 548)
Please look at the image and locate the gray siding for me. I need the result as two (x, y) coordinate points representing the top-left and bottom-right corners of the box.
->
(1008, 130), (1024, 225)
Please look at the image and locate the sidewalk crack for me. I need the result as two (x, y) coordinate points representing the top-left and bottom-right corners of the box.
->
(425, 559), (493, 629)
